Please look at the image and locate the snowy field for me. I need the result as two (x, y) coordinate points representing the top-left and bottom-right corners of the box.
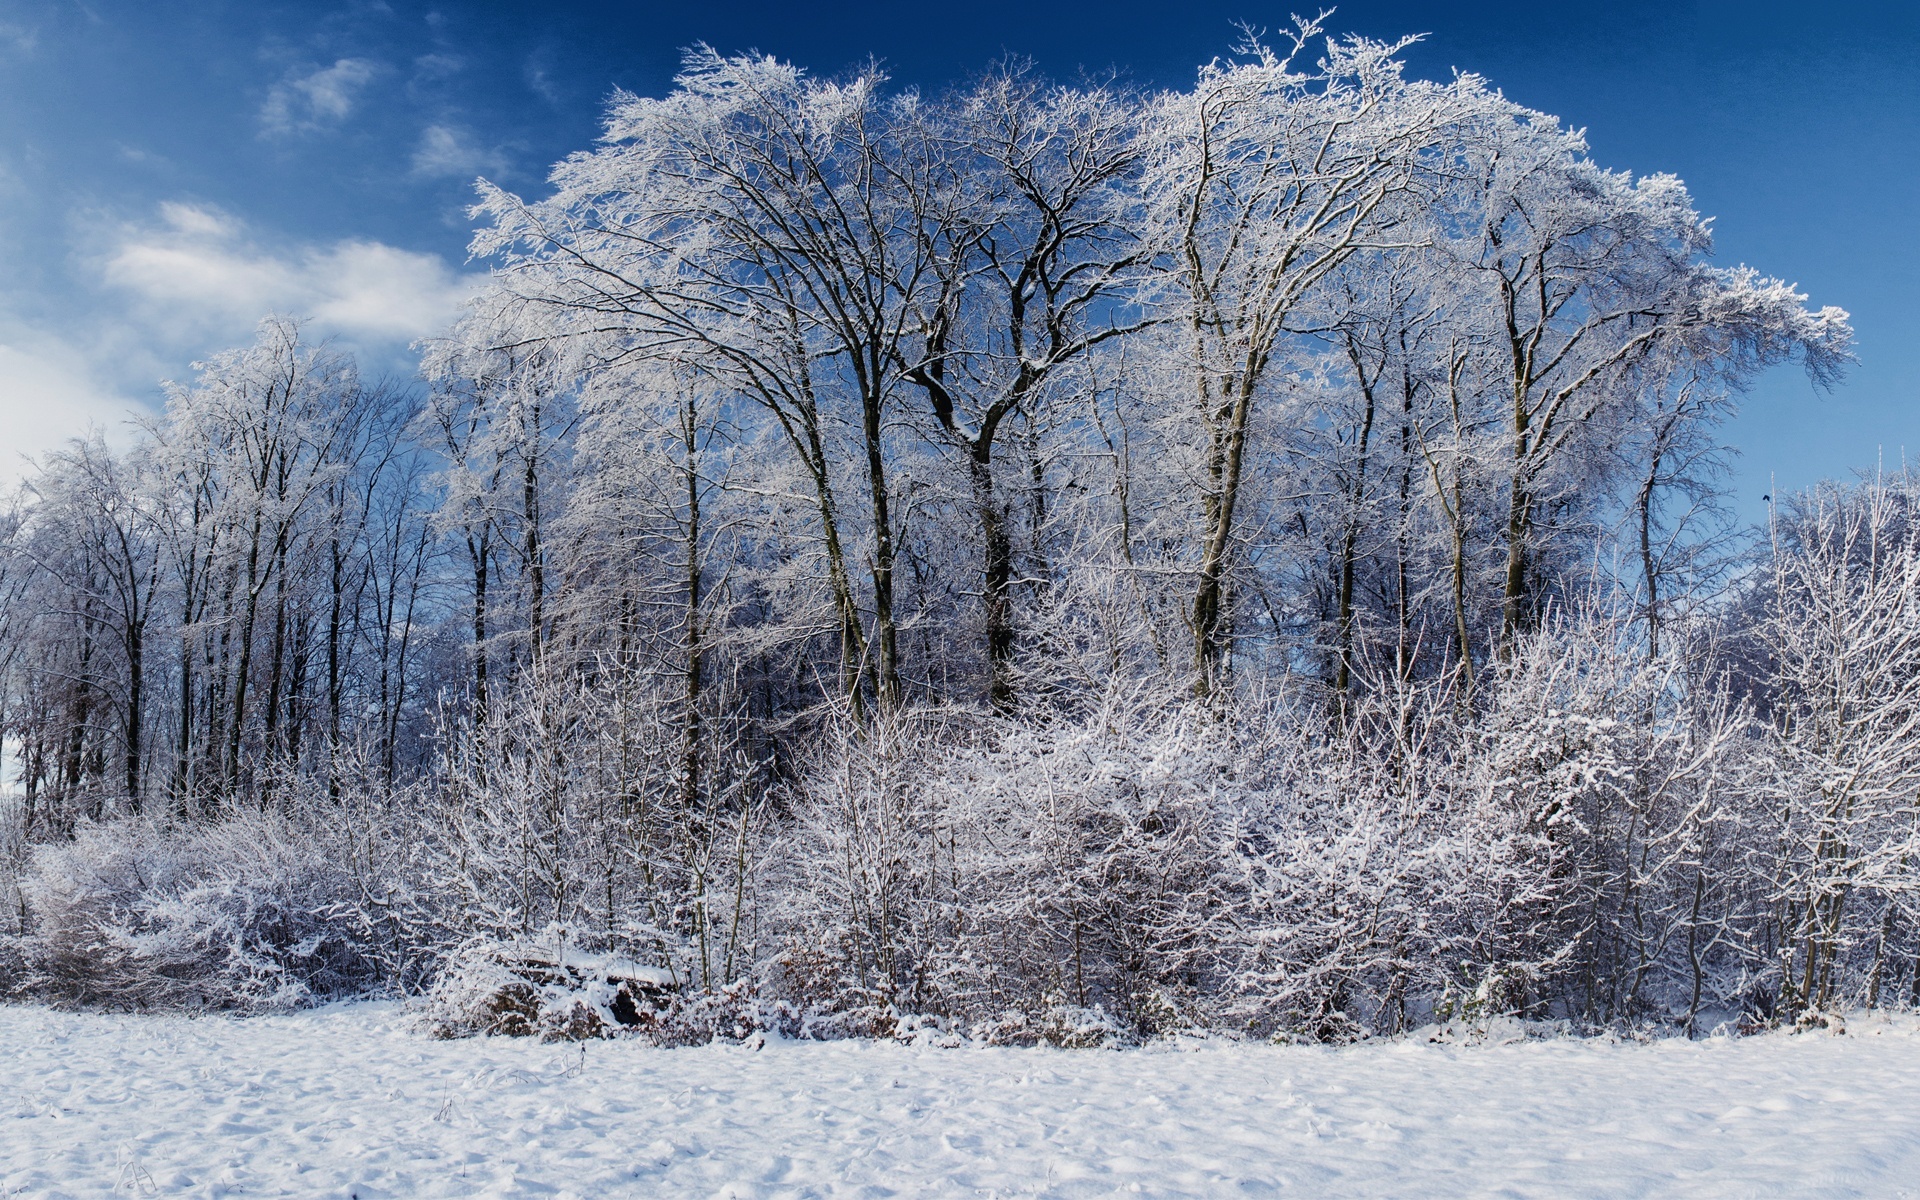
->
(3, 1004), (1919, 1199)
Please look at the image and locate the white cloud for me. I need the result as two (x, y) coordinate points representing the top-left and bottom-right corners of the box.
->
(101, 202), (479, 343)
(0, 203), (480, 483)
(413, 53), (464, 81)
(308, 240), (478, 335)
(260, 58), (380, 135)
(0, 22), (37, 54)
(117, 144), (170, 167)
(524, 49), (563, 107)
(0, 334), (140, 479)
(155, 200), (232, 239)
(410, 124), (507, 180)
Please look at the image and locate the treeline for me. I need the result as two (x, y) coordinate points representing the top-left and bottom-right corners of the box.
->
(4, 25), (1915, 1040)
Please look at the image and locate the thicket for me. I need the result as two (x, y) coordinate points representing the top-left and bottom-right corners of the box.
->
(4, 24), (1912, 1042)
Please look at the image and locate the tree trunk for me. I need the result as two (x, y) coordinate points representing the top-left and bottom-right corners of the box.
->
(1192, 368), (1259, 695)
(469, 530), (489, 714)
(972, 452), (1015, 712)
(859, 371), (901, 713)
(681, 398), (705, 816)
(124, 612), (144, 809)
(1333, 343), (1380, 707)
(326, 531), (347, 795)
(523, 407), (545, 671)
(1501, 475), (1533, 657)
(226, 516), (266, 798)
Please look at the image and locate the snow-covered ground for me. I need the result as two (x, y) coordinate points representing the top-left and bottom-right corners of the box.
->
(2, 1004), (1918, 1199)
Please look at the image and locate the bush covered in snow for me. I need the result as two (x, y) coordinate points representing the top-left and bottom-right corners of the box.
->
(0, 796), (25, 941)
(744, 621), (1772, 1041)
(421, 933), (679, 1041)
(5, 797), (408, 1011)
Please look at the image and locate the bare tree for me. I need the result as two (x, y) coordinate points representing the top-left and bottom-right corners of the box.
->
(1144, 21), (1466, 692)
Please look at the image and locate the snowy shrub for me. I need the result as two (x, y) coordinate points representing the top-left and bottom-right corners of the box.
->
(0, 798), (26, 994)
(422, 946), (551, 1038)
(13, 803), (394, 1011)
(762, 692), (1233, 1037)
(762, 711), (968, 1022)
(422, 931), (807, 1044)
(743, 608), (1783, 1042)
(970, 1003), (1133, 1048)
(0, 794), (25, 939)
(420, 936), (648, 1041)
(418, 664), (763, 996)
(1210, 691), (1458, 1040)
(1747, 478), (1920, 1016)
(653, 980), (802, 1044)
(1402, 610), (1760, 1030)
(923, 693), (1237, 1034)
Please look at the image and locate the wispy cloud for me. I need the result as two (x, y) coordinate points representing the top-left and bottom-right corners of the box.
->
(116, 144), (170, 167)
(524, 47), (564, 107)
(0, 20), (37, 54)
(410, 124), (507, 180)
(0, 202), (479, 480)
(100, 201), (479, 343)
(413, 53), (464, 82)
(260, 58), (381, 136)
(0, 331), (138, 474)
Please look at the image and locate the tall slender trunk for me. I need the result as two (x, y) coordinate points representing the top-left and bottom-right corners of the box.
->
(226, 517), (266, 797)
(523, 403), (545, 671)
(1446, 489), (1473, 689)
(1334, 342), (1380, 706)
(788, 397), (867, 714)
(1426, 353), (1477, 692)
(206, 567), (237, 802)
(768, 343), (869, 714)
(1394, 363), (1418, 684)
(1635, 411), (1683, 661)
(1025, 421), (1051, 591)
(1868, 903), (1897, 1010)
(62, 614), (97, 803)
(469, 530), (490, 714)
(681, 400), (705, 817)
(1500, 280), (1537, 658)
(1685, 868), (1706, 1037)
(173, 626), (194, 811)
(1192, 367), (1260, 694)
(326, 531), (346, 794)
(261, 559), (290, 795)
(1502, 475), (1533, 657)
(170, 503), (209, 813)
(971, 453), (1014, 711)
(124, 613), (144, 809)
(285, 615), (309, 774)
(384, 522), (428, 785)
(858, 368), (901, 713)
(1637, 455), (1662, 658)
(901, 356), (1026, 712)
(816, 462), (866, 712)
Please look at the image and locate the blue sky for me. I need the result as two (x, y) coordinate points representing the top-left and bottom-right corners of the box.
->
(0, 0), (1913, 517)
